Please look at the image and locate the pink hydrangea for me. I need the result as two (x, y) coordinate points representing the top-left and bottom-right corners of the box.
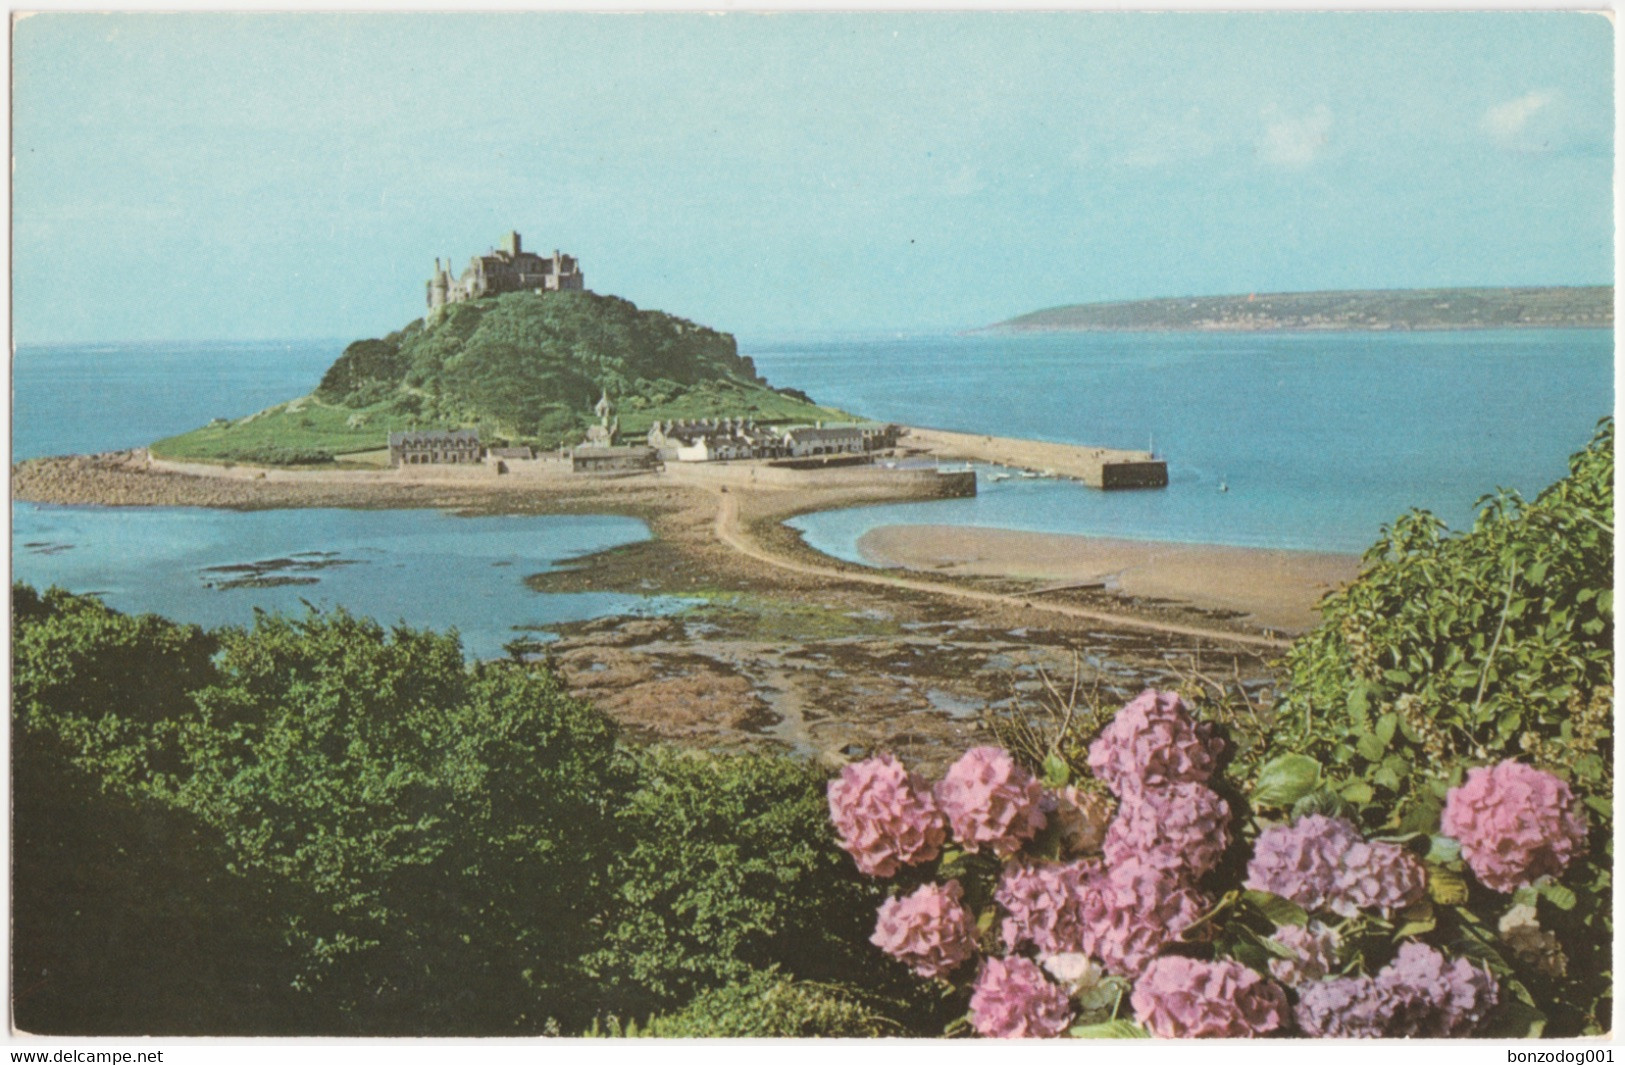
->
(968, 956), (1074, 1039)
(1442, 760), (1588, 893)
(995, 860), (1096, 955)
(827, 753), (948, 877)
(1103, 781), (1231, 882)
(933, 746), (1046, 858)
(1042, 785), (1114, 857)
(1294, 975), (1388, 1038)
(1245, 815), (1363, 913)
(1130, 956), (1289, 1038)
(1247, 814), (1422, 917)
(1268, 921), (1341, 986)
(1338, 838), (1428, 917)
(1087, 689), (1224, 797)
(870, 879), (978, 979)
(1078, 858), (1208, 978)
(1375, 942), (1500, 1037)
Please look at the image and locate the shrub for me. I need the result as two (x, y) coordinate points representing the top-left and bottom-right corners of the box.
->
(584, 747), (906, 1019)
(634, 969), (902, 1038)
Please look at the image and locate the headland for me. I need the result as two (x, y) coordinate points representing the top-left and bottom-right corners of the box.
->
(986, 285), (1613, 334)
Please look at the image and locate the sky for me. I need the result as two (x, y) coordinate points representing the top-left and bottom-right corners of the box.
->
(11, 11), (1615, 343)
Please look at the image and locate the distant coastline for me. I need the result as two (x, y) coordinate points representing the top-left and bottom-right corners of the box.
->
(983, 285), (1613, 334)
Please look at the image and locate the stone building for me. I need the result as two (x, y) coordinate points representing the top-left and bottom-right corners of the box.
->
(388, 429), (482, 467)
(780, 422), (899, 457)
(427, 231), (585, 311)
(647, 417), (787, 462)
(571, 445), (657, 474)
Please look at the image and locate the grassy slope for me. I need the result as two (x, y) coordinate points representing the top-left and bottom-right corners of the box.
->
(152, 291), (850, 463)
(991, 286), (1614, 332)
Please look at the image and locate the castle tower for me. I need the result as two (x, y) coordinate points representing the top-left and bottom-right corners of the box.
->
(501, 231), (522, 257)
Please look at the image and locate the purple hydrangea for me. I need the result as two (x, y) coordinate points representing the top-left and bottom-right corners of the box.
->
(933, 746), (1047, 858)
(1338, 838), (1428, 918)
(827, 753), (947, 877)
(1267, 921), (1341, 986)
(1442, 760), (1589, 893)
(1087, 689), (1224, 796)
(869, 880), (978, 979)
(1130, 956), (1290, 1038)
(1246, 814), (1426, 917)
(1078, 857), (1208, 978)
(1294, 975), (1389, 1038)
(1103, 781), (1231, 882)
(1245, 815), (1363, 914)
(967, 956), (1074, 1039)
(995, 860), (1096, 955)
(1375, 942), (1500, 1037)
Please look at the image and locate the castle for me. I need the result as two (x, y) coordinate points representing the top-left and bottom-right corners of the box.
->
(426, 231), (585, 311)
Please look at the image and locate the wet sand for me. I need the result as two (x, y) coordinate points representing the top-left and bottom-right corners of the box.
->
(858, 525), (1360, 634)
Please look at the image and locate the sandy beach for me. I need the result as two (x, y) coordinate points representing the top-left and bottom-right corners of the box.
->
(858, 524), (1360, 634)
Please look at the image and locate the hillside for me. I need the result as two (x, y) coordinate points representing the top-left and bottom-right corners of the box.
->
(987, 286), (1613, 334)
(152, 291), (845, 464)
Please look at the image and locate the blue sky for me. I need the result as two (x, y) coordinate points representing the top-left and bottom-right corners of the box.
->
(12, 12), (1614, 343)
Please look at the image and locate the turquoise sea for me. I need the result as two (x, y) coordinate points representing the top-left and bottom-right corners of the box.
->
(11, 329), (1613, 651)
(745, 329), (1613, 558)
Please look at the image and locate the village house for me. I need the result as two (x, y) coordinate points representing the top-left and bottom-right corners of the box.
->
(649, 417), (788, 462)
(388, 429), (482, 467)
(427, 231), (585, 312)
(571, 445), (657, 474)
(779, 424), (870, 458)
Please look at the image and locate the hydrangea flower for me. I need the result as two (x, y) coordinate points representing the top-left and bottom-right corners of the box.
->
(1042, 785), (1114, 857)
(1442, 760), (1588, 893)
(1338, 838), (1428, 917)
(1103, 781), (1231, 882)
(1087, 689), (1224, 797)
(1375, 942), (1500, 1037)
(995, 860), (1095, 955)
(1078, 857), (1208, 978)
(967, 956), (1074, 1039)
(1130, 956), (1289, 1038)
(1245, 815), (1363, 913)
(827, 753), (947, 877)
(933, 746), (1046, 858)
(1267, 921), (1341, 986)
(870, 880), (978, 979)
(1246, 814), (1424, 917)
(1294, 975), (1389, 1038)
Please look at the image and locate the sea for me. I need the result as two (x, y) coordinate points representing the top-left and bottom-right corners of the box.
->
(11, 330), (1613, 653)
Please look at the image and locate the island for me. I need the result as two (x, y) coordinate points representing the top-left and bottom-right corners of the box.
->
(985, 285), (1613, 334)
(13, 233), (1334, 772)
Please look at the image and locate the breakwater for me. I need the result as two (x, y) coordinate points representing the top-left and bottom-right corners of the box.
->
(900, 426), (1167, 488)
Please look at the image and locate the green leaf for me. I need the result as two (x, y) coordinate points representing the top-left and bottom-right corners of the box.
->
(1042, 753), (1071, 789)
(1383, 668), (1413, 685)
(1355, 731), (1386, 762)
(1243, 889), (1308, 928)
(1426, 865), (1470, 906)
(1584, 795), (1612, 818)
(1347, 685), (1371, 731)
(1426, 835), (1461, 863)
(1536, 882), (1577, 911)
(1069, 1020), (1149, 1039)
(1394, 898), (1436, 939)
(1374, 712), (1398, 746)
(1252, 754), (1323, 808)
(1341, 780), (1375, 805)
